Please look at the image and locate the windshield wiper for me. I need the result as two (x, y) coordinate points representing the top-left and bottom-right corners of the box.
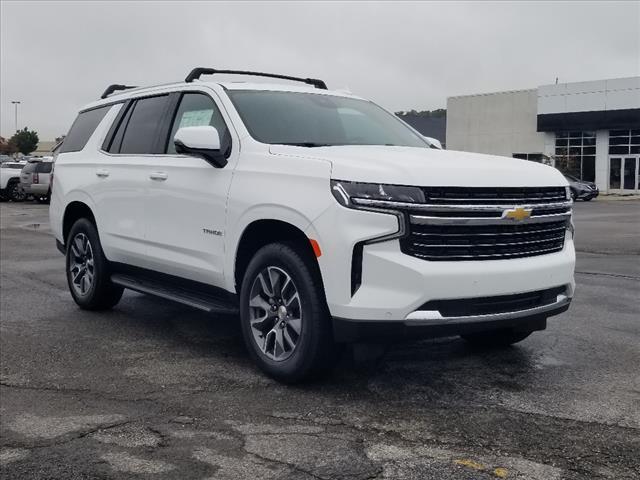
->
(276, 142), (333, 147)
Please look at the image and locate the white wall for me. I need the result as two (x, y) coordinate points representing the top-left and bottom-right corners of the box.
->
(538, 77), (640, 114)
(446, 89), (546, 157)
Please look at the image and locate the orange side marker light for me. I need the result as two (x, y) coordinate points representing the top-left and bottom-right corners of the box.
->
(309, 239), (322, 258)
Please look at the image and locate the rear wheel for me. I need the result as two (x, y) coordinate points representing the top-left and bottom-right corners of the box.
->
(239, 242), (334, 383)
(8, 181), (25, 202)
(66, 218), (123, 310)
(462, 329), (533, 347)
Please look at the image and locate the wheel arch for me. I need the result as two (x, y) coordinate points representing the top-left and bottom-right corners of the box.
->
(233, 219), (322, 294)
(63, 201), (97, 244)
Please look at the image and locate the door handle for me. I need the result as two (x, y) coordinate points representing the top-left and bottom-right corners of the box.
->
(96, 169), (110, 178)
(149, 171), (168, 181)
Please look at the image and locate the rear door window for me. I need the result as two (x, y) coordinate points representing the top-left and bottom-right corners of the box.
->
(119, 95), (169, 154)
(60, 106), (111, 153)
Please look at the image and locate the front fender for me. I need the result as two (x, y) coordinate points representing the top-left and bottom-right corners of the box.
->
(223, 205), (318, 292)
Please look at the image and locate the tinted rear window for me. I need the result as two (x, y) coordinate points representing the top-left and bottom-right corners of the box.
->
(60, 106), (111, 153)
(36, 162), (53, 173)
(22, 162), (38, 173)
(119, 95), (169, 154)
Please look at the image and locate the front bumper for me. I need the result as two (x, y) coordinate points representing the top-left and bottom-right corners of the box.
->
(21, 183), (49, 196)
(308, 202), (576, 325)
(576, 189), (599, 200)
(333, 287), (570, 342)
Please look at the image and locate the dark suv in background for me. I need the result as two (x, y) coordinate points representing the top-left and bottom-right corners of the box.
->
(564, 174), (599, 201)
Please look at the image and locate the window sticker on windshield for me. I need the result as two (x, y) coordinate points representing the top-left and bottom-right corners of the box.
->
(179, 109), (214, 128)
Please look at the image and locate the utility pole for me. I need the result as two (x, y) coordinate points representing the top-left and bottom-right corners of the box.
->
(11, 100), (21, 132)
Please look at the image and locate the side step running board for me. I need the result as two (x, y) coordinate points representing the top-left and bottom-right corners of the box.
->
(111, 273), (239, 315)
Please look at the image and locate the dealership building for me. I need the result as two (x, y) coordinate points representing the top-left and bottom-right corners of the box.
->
(446, 77), (640, 194)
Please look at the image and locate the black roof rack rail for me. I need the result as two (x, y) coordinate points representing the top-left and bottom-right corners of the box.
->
(100, 84), (138, 99)
(184, 68), (327, 90)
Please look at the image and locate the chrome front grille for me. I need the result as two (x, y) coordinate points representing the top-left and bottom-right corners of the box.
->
(396, 187), (571, 261)
(418, 186), (568, 204)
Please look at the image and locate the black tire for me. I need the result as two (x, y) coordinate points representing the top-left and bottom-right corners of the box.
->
(239, 242), (335, 383)
(462, 329), (533, 347)
(66, 218), (123, 310)
(583, 197), (593, 202)
(7, 181), (25, 202)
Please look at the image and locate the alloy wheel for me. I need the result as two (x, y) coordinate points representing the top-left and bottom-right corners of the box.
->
(9, 184), (26, 201)
(248, 266), (302, 361)
(69, 233), (95, 296)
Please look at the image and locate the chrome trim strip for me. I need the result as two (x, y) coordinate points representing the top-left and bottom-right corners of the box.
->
(421, 196), (568, 203)
(404, 294), (570, 325)
(408, 244), (564, 260)
(409, 212), (572, 226)
(352, 198), (572, 212)
(412, 225), (567, 237)
(411, 236), (566, 249)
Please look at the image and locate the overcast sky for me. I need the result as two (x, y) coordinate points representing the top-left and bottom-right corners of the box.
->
(1, 1), (639, 139)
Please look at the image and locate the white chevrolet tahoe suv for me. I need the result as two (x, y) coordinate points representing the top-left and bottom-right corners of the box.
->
(50, 68), (575, 382)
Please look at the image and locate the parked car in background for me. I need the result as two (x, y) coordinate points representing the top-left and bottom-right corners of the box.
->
(20, 158), (53, 203)
(564, 174), (599, 201)
(0, 155), (14, 164)
(0, 161), (27, 201)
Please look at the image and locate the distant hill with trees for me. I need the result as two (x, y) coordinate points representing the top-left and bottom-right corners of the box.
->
(395, 109), (446, 146)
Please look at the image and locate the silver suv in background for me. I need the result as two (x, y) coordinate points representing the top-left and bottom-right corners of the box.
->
(20, 158), (53, 203)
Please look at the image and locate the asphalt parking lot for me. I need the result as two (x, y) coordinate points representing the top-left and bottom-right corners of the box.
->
(1, 199), (638, 480)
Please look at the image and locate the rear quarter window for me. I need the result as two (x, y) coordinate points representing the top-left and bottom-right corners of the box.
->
(60, 105), (112, 153)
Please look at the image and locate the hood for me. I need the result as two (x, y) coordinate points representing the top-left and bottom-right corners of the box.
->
(269, 145), (567, 187)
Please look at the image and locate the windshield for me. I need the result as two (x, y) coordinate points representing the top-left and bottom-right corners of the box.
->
(227, 90), (428, 148)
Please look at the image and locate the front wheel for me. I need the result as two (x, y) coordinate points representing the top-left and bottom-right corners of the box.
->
(239, 242), (335, 383)
(462, 329), (533, 347)
(66, 218), (123, 310)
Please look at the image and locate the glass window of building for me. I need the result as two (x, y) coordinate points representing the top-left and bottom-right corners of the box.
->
(554, 131), (596, 182)
(609, 129), (640, 155)
(609, 130), (640, 192)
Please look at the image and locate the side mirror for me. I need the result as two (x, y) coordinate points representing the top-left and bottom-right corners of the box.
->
(423, 136), (443, 150)
(174, 126), (227, 168)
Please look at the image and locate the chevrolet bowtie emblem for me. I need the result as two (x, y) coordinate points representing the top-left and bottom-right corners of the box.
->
(503, 207), (532, 221)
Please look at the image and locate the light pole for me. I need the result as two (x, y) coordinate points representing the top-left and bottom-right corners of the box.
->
(11, 100), (21, 132)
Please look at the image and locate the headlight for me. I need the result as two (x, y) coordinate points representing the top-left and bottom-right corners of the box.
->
(565, 186), (572, 200)
(331, 180), (425, 208)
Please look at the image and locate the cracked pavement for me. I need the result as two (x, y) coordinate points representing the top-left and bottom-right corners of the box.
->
(1, 200), (639, 479)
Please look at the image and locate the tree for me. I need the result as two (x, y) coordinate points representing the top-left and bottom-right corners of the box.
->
(395, 109), (446, 118)
(0, 136), (17, 155)
(9, 127), (39, 155)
